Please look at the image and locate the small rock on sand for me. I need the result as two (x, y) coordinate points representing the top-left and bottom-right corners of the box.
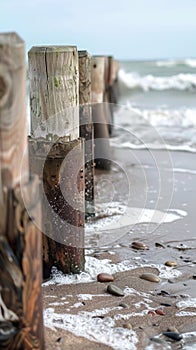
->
(165, 260), (177, 267)
(97, 273), (114, 283)
(107, 284), (124, 296)
(131, 241), (149, 250)
(140, 273), (160, 283)
(163, 331), (183, 341)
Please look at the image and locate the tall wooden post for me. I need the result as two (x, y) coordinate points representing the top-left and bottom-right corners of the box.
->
(28, 46), (85, 279)
(0, 33), (44, 349)
(91, 56), (111, 170)
(78, 51), (94, 217)
(29, 46), (79, 141)
(109, 59), (120, 105)
(103, 56), (113, 135)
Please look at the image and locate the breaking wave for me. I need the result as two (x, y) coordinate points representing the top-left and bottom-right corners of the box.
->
(119, 69), (196, 92)
(156, 58), (196, 68)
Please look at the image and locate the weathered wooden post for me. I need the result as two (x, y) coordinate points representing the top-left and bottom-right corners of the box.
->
(91, 56), (111, 170)
(28, 46), (85, 279)
(0, 32), (44, 349)
(103, 56), (113, 135)
(109, 59), (120, 105)
(78, 51), (94, 217)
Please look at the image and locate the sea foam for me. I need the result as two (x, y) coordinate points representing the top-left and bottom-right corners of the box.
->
(118, 69), (196, 92)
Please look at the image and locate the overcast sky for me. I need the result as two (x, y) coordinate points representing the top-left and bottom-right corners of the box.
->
(1, 0), (196, 60)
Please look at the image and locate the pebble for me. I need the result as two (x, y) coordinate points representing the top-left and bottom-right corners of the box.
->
(131, 241), (149, 250)
(107, 284), (124, 297)
(155, 242), (165, 248)
(162, 331), (183, 341)
(53, 317), (64, 324)
(97, 273), (114, 283)
(168, 279), (175, 283)
(148, 310), (156, 316)
(160, 302), (172, 307)
(155, 309), (165, 316)
(119, 303), (129, 308)
(167, 326), (179, 333)
(123, 323), (132, 330)
(140, 273), (160, 283)
(165, 260), (177, 267)
(56, 337), (65, 344)
(157, 290), (170, 296)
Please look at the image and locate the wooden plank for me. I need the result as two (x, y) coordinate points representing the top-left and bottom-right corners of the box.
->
(78, 51), (94, 217)
(28, 46), (79, 141)
(0, 32), (44, 350)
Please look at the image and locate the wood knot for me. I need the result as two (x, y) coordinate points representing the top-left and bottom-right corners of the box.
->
(0, 70), (11, 107)
(0, 76), (6, 99)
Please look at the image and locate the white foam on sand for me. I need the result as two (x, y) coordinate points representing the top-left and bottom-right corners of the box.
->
(132, 165), (196, 176)
(145, 342), (172, 350)
(184, 345), (196, 350)
(43, 258), (182, 349)
(183, 332), (196, 349)
(44, 307), (138, 350)
(112, 140), (196, 153)
(145, 331), (196, 350)
(77, 294), (107, 301)
(146, 335), (196, 350)
(176, 298), (196, 316)
(43, 255), (181, 287)
(177, 298), (196, 309)
(86, 205), (187, 233)
(167, 167), (196, 175)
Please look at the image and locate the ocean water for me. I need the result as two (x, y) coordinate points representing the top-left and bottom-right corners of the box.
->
(117, 59), (196, 152)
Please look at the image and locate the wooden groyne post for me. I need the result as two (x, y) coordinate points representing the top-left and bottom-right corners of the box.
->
(78, 50), (94, 217)
(108, 58), (120, 105)
(0, 32), (44, 349)
(28, 46), (85, 279)
(103, 56), (113, 135)
(91, 56), (111, 170)
(104, 56), (119, 133)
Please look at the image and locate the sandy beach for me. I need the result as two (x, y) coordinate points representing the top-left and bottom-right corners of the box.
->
(42, 146), (196, 350)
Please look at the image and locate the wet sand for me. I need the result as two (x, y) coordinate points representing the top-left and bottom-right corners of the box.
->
(43, 147), (196, 349)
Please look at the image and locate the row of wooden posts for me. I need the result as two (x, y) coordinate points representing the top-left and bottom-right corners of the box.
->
(0, 32), (119, 349)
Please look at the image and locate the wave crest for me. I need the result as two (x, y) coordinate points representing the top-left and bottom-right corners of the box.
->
(156, 59), (196, 68)
(119, 69), (196, 92)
